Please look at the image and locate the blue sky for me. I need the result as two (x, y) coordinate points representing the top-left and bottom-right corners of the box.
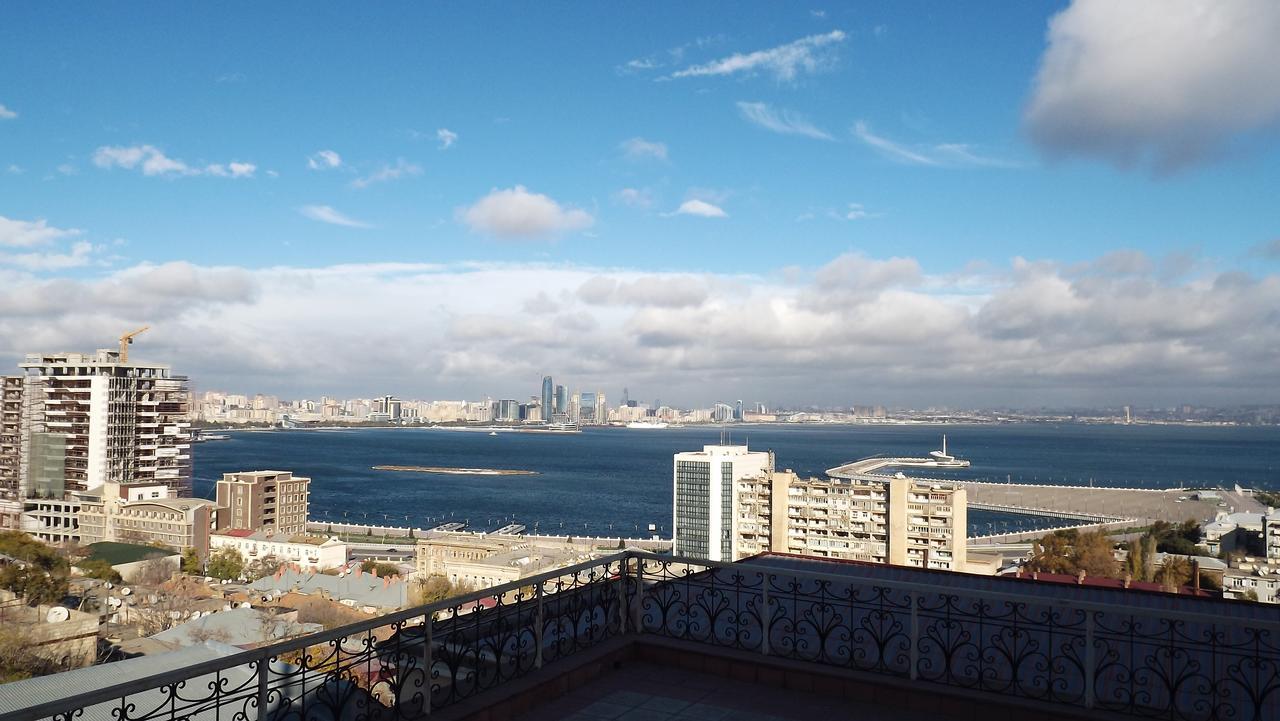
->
(2, 2), (1279, 406)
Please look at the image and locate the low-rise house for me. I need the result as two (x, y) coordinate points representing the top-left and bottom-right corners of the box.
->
(0, 589), (99, 669)
(415, 532), (598, 589)
(249, 564), (409, 611)
(210, 530), (347, 571)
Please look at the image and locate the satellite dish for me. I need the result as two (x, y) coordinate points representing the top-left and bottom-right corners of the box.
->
(120, 587), (132, 596)
(238, 601), (252, 609)
(104, 583), (114, 590)
(46, 607), (70, 623)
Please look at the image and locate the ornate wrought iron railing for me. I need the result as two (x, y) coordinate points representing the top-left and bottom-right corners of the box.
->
(5, 551), (1278, 721)
(633, 552), (1280, 721)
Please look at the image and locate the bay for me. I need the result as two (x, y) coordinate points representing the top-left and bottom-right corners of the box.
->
(192, 423), (1280, 538)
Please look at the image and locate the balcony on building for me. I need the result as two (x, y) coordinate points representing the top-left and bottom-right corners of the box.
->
(1, 550), (1276, 721)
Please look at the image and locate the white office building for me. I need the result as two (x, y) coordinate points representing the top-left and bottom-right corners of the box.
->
(673, 444), (772, 562)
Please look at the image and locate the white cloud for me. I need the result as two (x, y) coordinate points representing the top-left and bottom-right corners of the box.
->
(92, 144), (257, 178)
(459, 186), (594, 238)
(672, 30), (846, 81)
(436, 129), (458, 149)
(5, 164), (21, 175)
(853, 122), (1014, 167)
(1, 252), (1277, 405)
(0, 104), (15, 120)
(56, 163), (77, 176)
(736, 101), (833, 140)
(671, 199), (728, 218)
(1025, 0), (1280, 173)
(620, 137), (668, 161)
(614, 187), (654, 208)
(0, 215), (80, 248)
(350, 158), (422, 189)
(0, 241), (94, 271)
(307, 150), (342, 170)
(298, 205), (373, 229)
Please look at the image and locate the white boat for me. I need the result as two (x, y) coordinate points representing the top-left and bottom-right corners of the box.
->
(488, 431), (498, 436)
(627, 421), (669, 429)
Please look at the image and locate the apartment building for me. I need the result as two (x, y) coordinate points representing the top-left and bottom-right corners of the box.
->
(0, 376), (24, 529)
(77, 481), (216, 554)
(735, 469), (970, 572)
(0, 350), (192, 501)
(215, 470), (311, 535)
(673, 444), (773, 562)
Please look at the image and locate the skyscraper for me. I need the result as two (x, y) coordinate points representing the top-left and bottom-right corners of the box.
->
(554, 384), (566, 419)
(579, 391), (596, 424)
(1, 347), (192, 532)
(541, 376), (553, 424)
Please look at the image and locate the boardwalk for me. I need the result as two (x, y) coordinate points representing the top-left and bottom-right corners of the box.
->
(960, 481), (1264, 525)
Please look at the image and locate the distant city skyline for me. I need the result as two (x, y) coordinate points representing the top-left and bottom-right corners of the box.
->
(2, 3), (1279, 407)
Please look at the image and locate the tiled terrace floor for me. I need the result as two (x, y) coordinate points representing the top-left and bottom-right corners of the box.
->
(514, 660), (962, 721)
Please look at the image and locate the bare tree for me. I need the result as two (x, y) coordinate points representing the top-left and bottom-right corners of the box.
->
(135, 555), (175, 586)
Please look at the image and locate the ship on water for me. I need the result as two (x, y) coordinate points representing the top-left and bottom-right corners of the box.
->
(626, 421), (669, 429)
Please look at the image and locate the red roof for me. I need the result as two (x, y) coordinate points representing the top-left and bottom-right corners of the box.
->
(223, 529), (255, 537)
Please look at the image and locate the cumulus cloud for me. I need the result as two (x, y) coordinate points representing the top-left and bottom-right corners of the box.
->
(0, 253), (1277, 405)
(0, 241), (95, 271)
(350, 158), (422, 188)
(92, 144), (257, 178)
(436, 129), (458, 149)
(577, 276), (709, 308)
(853, 122), (1014, 167)
(298, 205), (372, 228)
(1025, 0), (1280, 173)
(671, 199), (727, 218)
(737, 101), (833, 140)
(0, 215), (80, 248)
(673, 30), (846, 81)
(307, 150), (342, 170)
(620, 137), (668, 161)
(0, 104), (16, 119)
(459, 186), (594, 238)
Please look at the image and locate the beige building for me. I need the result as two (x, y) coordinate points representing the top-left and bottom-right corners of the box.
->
(734, 469), (971, 573)
(215, 470), (310, 535)
(210, 530), (347, 571)
(673, 444), (773, 562)
(415, 533), (596, 589)
(0, 590), (99, 669)
(78, 481), (216, 555)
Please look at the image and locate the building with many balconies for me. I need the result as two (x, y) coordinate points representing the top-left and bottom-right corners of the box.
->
(214, 470), (311, 536)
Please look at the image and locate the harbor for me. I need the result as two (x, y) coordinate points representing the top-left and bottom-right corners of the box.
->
(371, 465), (538, 476)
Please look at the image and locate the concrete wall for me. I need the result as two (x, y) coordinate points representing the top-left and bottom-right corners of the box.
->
(113, 553), (180, 584)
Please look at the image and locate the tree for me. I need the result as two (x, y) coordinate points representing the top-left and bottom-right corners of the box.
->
(0, 565), (69, 606)
(410, 575), (471, 605)
(181, 548), (202, 575)
(1156, 556), (1192, 591)
(0, 622), (68, 683)
(1027, 530), (1117, 578)
(206, 547), (245, 581)
(76, 558), (122, 584)
(360, 560), (401, 577)
(244, 556), (284, 581)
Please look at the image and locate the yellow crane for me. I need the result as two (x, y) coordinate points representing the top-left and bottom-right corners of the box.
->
(118, 326), (149, 363)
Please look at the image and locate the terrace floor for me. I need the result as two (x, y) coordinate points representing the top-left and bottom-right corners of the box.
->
(514, 659), (957, 721)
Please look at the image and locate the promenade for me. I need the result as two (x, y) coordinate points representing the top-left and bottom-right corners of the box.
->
(959, 480), (1264, 524)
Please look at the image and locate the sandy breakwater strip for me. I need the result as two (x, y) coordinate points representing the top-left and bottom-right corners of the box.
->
(372, 465), (538, 476)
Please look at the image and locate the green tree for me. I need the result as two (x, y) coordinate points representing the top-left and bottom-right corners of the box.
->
(206, 547), (245, 580)
(76, 558), (122, 584)
(360, 560), (401, 577)
(1156, 556), (1192, 591)
(180, 547), (202, 575)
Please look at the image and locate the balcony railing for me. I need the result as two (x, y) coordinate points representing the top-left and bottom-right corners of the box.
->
(5, 550), (1279, 721)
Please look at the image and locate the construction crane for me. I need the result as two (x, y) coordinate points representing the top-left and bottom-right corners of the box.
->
(118, 326), (149, 363)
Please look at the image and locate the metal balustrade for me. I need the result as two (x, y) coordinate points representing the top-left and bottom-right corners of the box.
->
(3, 551), (1278, 721)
